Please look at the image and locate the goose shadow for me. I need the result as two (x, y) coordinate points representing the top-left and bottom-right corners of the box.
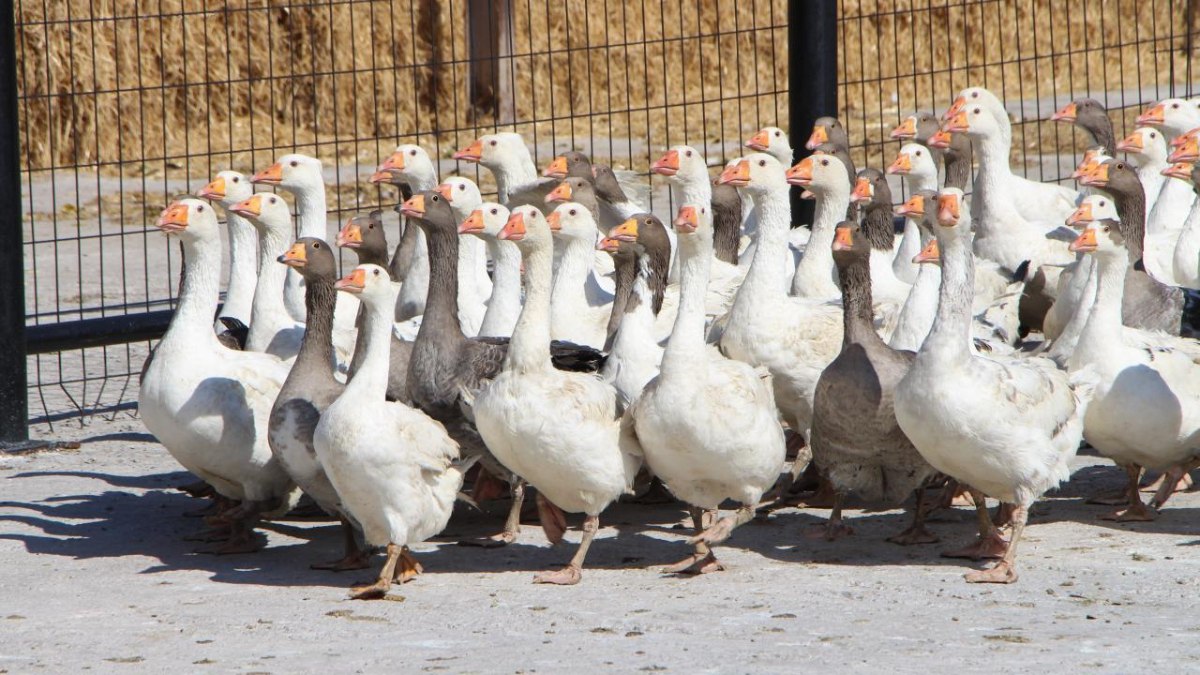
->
(9, 469), (192, 491)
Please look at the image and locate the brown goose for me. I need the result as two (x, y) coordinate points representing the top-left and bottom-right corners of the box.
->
(709, 178), (742, 266)
(809, 220), (936, 542)
(270, 237), (369, 571)
(1051, 98), (1117, 153)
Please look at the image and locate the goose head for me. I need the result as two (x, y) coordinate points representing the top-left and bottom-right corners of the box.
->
(745, 126), (793, 165)
(1068, 198), (1125, 259)
(933, 188), (968, 239)
(1071, 146), (1112, 180)
(252, 154), (323, 193)
(1051, 97), (1109, 134)
(896, 189), (940, 240)
(1161, 160), (1200, 185)
(372, 144), (436, 186)
(399, 190), (457, 238)
(784, 152), (847, 199)
(1137, 98), (1200, 136)
(1079, 158), (1141, 196)
(230, 192), (292, 236)
(543, 151), (592, 179)
(335, 264), (395, 308)
(591, 164), (630, 203)
(458, 202), (511, 240)
(1066, 194), (1120, 231)
(155, 198), (219, 241)
(437, 176), (483, 221)
(651, 145), (709, 187)
(851, 168), (892, 210)
(717, 153), (787, 198)
(279, 236), (338, 281)
(890, 111), (939, 142)
(545, 177), (594, 207)
(545, 201), (597, 241)
(1116, 127), (1169, 167)
(887, 143), (937, 183)
(927, 129), (954, 149)
(943, 86), (1007, 130)
(605, 213), (672, 305)
(831, 219), (871, 262)
(337, 210), (388, 260)
(197, 170), (252, 208)
(942, 101), (1003, 140)
(1168, 134), (1199, 164)
(806, 116), (848, 151)
(499, 205), (553, 253)
(454, 132), (530, 170)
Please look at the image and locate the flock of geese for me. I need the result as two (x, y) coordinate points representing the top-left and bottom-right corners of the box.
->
(137, 85), (1200, 599)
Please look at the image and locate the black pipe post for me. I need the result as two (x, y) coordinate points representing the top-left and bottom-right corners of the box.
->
(788, 0), (838, 227)
(0, 0), (28, 443)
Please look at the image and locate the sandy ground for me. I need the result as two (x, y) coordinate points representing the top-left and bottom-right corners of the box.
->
(3, 415), (1200, 673)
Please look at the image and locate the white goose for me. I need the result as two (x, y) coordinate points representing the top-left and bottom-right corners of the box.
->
(139, 199), (294, 553)
(458, 202), (520, 338)
(786, 152), (845, 300)
(372, 144), (438, 321)
(1117, 127), (1170, 212)
(549, 202), (615, 349)
(886, 143), (939, 284)
(1165, 161), (1200, 289)
(895, 189), (1093, 585)
(1065, 197), (1200, 521)
(629, 204), (785, 574)
(716, 154), (843, 445)
(472, 205), (642, 586)
(314, 264), (467, 600)
(1138, 99), (1200, 239)
(454, 132), (557, 208)
(196, 171), (257, 334)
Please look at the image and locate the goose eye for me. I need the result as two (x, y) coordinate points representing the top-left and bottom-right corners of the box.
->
(313, 242), (321, 249)
(1150, 132), (1157, 138)
(915, 150), (922, 156)
(431, 195), (439, 201)
(289, 160), (298, 167)
(774, 130), (781, 137)
(569, 209), (577, 216)
(971, 91), (978, 98)
(973, 107), (981, 114)
(409, 149), (417, 156)
(458, 184), (465, 190)
(820, 159), (829, 166)
(231, 177), (239, 183)
(196, 205), (204, 212)
(269, 197), (277, 204)
(488, 140), (497, 146)
(373, 269), (380, 276)
(685, 150), (693, 157)
(489, 208), (497, 215)
(1100, 200), (1106, 206)
(1172, 103), (1180, 109)
(758, 160), (766, 167)
(1103, 225), (1111, 232)
(368, 224), (375, 229)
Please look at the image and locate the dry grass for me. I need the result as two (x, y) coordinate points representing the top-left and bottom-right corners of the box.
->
(14, 0), (1198, 178)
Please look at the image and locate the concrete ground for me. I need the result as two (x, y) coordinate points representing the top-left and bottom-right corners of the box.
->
(2, 416), (1200, 673)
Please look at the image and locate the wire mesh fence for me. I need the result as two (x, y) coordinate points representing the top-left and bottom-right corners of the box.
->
(11, 0), (1200, 433)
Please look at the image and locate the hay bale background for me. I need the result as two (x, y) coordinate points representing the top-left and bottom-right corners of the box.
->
(13, 0), (1196, 176)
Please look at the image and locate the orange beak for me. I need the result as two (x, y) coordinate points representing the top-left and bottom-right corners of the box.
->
(543, 156), (569, 178)
(1136, 102), (1166, 126)
(156, 203), (190, 232)
(1066, 202), (1094, 228)
(895, 194), (925, 217)
(831, 225), (854, 251)
(936, 194), (960, 226)
(890, 117), (918, 140)
(805, 125), (828, 150)
(1115, 132), (1144, 153)
(1079, 162), (1111, 187)
(674, 205), (699, 233)
(230, 195), (263, 218)
(1162, 162), (1195, 180)
(942, 96), (967, 123)
(943, 110), (970, 134)
(886, 153), (913, 175)
(913, 238), (940, 264)
(1168, 138), (1200, 164)
(1050, 101), (1078, 123)
(279, 241), (308, 267)
(545, 210), (563, 232)
(459, 210), (486, 235)
(436, 183), (455, 201)
(454, 139), (484, 162)
(400, 194), (426, 218)
(545, 181), (573, 203)
(251, 163), (283, 185)
(1072, 151), (1104, 180)
(197, 177), (226, 201)
(717, 160), (751, 187)
(1170, 128), (1200, 148)
(1069, 228), (1098, 253)
(334, 268), (368, 293)
(850, 177), (873, 203)
(371, 151), (406, 184)
(746, 129), (771, 151)
(499, 211), (526, 241)
(596, 237), (621, 252)
(611, 217), (639, 242)
(337, 219), (363, 248)
(928, 129), (953, 149)
(651, 149), (681, 176)
(786, 157), (814, 186)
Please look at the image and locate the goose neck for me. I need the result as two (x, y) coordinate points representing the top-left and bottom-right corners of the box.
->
(552, 235), (595, 309)
(508, 244), (553, 372)
(838, 255), (879, 347)
(248, 223), (292, 336)
(493, 157), (539, 202)
(790, 186), (842, 293)
(162, 234), (223, 351)
(920, 229), (974, 364)
(416, 225), (465, 339)
(1075, 251), (1127, 365)
(662, 237), (712, 373)
(293, 185), (328, 240)
(221, 210), (258, 323)
(479, 238), (523, 337)
(345, 296), (394, 401)
(669, 176), (712, 209)
(291, 274), (338, 385)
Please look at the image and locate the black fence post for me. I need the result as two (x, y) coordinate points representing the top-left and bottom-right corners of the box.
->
(0, 0), (28, 443)
(788, 0), (838, 226)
